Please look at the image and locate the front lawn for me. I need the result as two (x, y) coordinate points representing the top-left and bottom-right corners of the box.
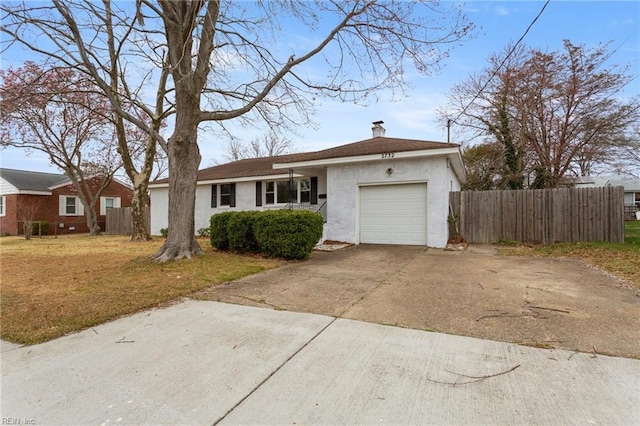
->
(0, 235), (284, 345)
(499, 221), (640, 288)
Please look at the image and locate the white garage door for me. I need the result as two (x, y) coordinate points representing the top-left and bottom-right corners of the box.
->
(359, 183), (428, 245)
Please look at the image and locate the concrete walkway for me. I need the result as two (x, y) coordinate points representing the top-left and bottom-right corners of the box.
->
(2, 300), (639, 425)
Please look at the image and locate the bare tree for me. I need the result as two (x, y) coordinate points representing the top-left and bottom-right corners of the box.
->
(607, 124), (640, 179)
(1, 0), (172, 241)
(3, 0), (473, 261)
(223, 131), (295, 162)
(0, 63), (120, 235)
(17, 196), (44, 240)
(151, 0), (472, 261)
(443, 41), (639, 188)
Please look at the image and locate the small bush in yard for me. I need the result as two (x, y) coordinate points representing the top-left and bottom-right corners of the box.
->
(210, 211), (234, 250)
(227, 211), (260, 253)
(254, 210), (323, 259)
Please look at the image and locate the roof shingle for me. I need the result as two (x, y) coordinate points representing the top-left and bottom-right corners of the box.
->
(274, 137), (457, 164)
(151, 137), (458, 184)
(0, 168), (68, 192)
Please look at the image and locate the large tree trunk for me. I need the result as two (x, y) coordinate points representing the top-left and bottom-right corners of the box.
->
(83, 203), (101, 235)
(152, 0), (218, 261)
(150, 127), (203, 262)
(130, 179), (151, 242)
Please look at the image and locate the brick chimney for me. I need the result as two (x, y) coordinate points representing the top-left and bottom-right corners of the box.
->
(372, 120), (386, 138)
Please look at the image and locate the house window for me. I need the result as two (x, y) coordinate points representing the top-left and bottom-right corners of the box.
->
(266, 181), (275, 204)
(220, 184), (232, 206)
(100, 197), (121, 215)
(299, 179), (311, 203)
(0, 196), (5, 216)
(264, 179), (312, 205)
(636, 192), (640, 208)
(66, 196), (77, 215)
(59, 195), (83, 216)
(276, 180), (292, 204)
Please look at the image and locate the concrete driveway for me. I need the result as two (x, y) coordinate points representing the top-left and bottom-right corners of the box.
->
(2, 245), (639, 424)
(2, 301), (639, 425)
(199, 244), (640, 359)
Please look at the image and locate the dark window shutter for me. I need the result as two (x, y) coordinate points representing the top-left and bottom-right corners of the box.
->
(310, 177), (318, 204)
(230, 183), (236, 207)
(211, 185), (217, 208)
(256, 181), (262, 206)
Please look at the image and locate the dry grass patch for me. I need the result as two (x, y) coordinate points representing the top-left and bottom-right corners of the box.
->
(0, 235), (284, 345)
(498, 221), (640, 289)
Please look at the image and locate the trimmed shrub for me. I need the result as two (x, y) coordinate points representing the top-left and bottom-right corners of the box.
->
(209, 211), (234, 250)
(159, 228), (168, 238)
(228, 211), (260, 253)
(254, 210), (323, 259)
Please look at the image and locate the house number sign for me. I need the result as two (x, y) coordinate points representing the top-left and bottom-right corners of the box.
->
(381, 152), (395, 159)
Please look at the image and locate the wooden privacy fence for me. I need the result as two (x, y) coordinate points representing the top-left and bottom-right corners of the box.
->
(106, 207), (150, 235)
(449, 186), (625, 244)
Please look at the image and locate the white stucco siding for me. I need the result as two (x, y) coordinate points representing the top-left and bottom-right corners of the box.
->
(448, 158), (462, 192)
(149, 187), (169, 235)
(194, 181), (259, 232)
(325, 156), (454, 247)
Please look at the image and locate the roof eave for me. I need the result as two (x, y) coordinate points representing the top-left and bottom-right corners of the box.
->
(272, 147), (462, 169)
(149, 172), (307, 189)
(0, 190), (53, 196)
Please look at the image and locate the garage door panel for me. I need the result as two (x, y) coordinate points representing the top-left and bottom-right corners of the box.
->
(359, 183), (427, 245)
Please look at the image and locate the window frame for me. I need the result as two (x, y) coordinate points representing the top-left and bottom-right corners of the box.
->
(264, 179), (313, 205)
(220, 184), (232, 206)
(65, 196), (77, 215)
(212, 183), (235, 208)
(265, 181), (275, 205)
(299, 178), (311, 203)
(99, 196), (120, 215)
(0, 195), (5, 217)
(59, 195), (84, 217)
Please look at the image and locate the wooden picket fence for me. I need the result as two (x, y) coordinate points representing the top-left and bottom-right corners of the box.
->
(106, 207), (150, 235)
(449, 186), (625, 244)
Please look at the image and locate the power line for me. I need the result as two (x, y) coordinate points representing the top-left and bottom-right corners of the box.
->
(450, 0), (550, 126)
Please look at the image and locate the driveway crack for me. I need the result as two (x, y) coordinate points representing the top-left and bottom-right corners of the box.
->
(211, 316), (338, 425)
(338, 255), (419, 318)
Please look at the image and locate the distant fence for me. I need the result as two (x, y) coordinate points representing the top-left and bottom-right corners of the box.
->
(449, 186), (625, 244)
(106, 207), (150, 235)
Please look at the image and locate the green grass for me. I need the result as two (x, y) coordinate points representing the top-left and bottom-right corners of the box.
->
(625, 220), (640, 245)
(499, 221), (640, 289)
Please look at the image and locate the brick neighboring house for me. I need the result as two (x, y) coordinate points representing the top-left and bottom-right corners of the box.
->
(0, 168), (133, 236)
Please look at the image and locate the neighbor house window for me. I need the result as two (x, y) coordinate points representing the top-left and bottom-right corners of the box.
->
(66, 196), (77, 215)
(100, 197), (121, 215)
(59, 195), (83, 216)
(0, 196), (5, 216)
